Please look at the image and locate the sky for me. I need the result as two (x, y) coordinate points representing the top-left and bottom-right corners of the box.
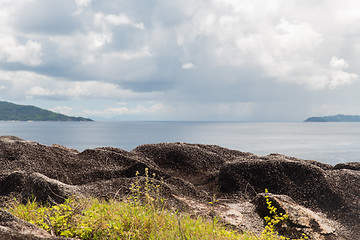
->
(1, 0), (360, 121)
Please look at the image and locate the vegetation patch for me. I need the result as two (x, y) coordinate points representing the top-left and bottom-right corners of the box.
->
(4, 170), (305, 240)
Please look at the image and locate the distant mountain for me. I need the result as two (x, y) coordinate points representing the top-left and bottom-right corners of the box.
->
(0, 101), (93, 121)
(304, 114), (360, 122)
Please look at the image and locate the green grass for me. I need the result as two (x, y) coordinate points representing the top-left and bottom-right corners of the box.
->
(6, 197), (264, 240)
(4, 169), (291, 240)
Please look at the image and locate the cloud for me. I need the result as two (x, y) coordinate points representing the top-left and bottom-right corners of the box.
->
(88, 31), (112, 49)
(160, 102), (256, 121)
(0, 35), (43, 66)
(74, 0), (91, 15)
(83, 103), (166, 116)
(81, 101), (256, 121)
(105, 47), (151, 61)
(12, 0), (81, 35)
(49, 105), (73, 115)
(182, 62), (195, 69)
(88, 11), (145, 51)
(283, 56), (358, 90)
(25, 80), (158, 100)
(27, 86), (51, 96)
(1, 0), (360, 120)
(0, 70), (160, 101)
(329, 57), (349, 69)
(327, 69), (358, 90)
(94, 12), (145, 30)
(74, 0), (91, 8)
(310, 104), (360, 117)
(173, 1), (358, 91)
(0, 71), (52, 100)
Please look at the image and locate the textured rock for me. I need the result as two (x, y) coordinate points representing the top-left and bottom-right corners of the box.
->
(253, 193), (340, 240)
(0, 209), (67, 239)
(0, 136), (359, 239)
(334, 162), (360, 171)
(0, 171), (81, 204)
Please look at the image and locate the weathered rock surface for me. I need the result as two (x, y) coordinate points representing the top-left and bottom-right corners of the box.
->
(0, 209), (67, 239)
(0, 136), (359, 239)
(253, 193), (341, 240)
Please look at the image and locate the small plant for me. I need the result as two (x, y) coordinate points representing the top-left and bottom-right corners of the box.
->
(209, 194), (219, 235)
(128, 168), (164, 205)
(262, 189), (308, 240)
(263, 189), (289, 235)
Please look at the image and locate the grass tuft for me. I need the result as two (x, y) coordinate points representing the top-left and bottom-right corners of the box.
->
(6, 196), (253, 239)
(4, 170), (297, 239)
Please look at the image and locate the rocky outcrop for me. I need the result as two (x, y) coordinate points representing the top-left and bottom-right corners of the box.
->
(0, 136), (359, 239)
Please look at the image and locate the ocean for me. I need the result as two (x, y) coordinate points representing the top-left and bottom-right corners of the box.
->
(1, 121), (359, 165)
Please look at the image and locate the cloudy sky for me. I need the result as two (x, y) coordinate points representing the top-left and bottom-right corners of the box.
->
(1, 0), (360, 121)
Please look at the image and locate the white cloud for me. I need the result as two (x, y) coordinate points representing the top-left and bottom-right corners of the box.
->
(0, 2), (16, 33)
(48, 9), (148, 66)
(182, 62), (195, 69)
(0, 35), (43, 66)
(49, 106), (73, 115)
(280, 56), (358, 90)
(109, 46), (151, 61)
(174, 1), (359, 90)
(0, 70), (50, 83)
(335, 1), (360, 31)
(329, 57), (349, 69)
(27, 81), (155, 99)
(0, 70), (159, 100)
(0, 70), (52, 100)
(88, 31), (112, 49)
(27, 86), (51, 96)
(74, 0), (91, 14)
(83, 103), (166, 116)
(74, 0), (91, 8)
(327, 69), (358, 90)
(81, 101), (255, 120)
(94, 12), (145, 30)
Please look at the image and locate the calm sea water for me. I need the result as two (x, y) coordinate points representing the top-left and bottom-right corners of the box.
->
(0, 121), (359, 165)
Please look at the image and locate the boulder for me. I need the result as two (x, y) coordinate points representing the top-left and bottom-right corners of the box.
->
(0, 171), (81, 204)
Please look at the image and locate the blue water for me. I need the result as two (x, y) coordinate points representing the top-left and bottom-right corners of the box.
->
(1, 121), (359, 165)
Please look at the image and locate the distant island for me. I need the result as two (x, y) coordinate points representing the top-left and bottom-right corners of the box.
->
(0, 101), (93, 121)
(305, 114), (360, 122)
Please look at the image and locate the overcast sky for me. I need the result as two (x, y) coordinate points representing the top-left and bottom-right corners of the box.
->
(1, 0), (360, 121)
